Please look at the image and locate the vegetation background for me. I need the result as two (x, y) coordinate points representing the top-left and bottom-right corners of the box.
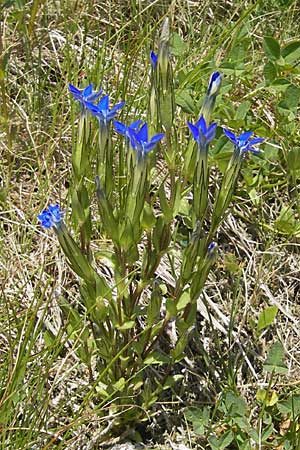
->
(1, 0), (300, 448)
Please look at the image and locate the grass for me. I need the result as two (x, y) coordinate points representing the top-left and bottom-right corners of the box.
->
(1, 0), (300, 448)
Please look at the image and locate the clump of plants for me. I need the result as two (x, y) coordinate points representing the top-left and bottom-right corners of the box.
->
(38, 19), (264, 426)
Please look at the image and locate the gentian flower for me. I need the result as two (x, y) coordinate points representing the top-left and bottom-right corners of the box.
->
(38, 204), (64, 229)
(128, 122), (164, 159)
(206, 72), (222, 97)
(150, 51), (158, 68)
(69, 83), (102, 108)
(114, 119), (143, 140)
(187, 116), (217, 148)
(85, 94), (125, 126)
(223, 129), (264, 155)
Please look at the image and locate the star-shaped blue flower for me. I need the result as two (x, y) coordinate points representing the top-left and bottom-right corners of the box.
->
(187, 116), (217, 147)
(69, 83), (102, 107)
(128, 123), (164, 159)
(38, 204), (64, 229)
(85, 95), (125, 126)
(223, 129), (264, 154)
(114, 119), (143, 140)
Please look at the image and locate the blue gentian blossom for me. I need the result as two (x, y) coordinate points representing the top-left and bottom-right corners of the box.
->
(187, 116), (217, 148)
(128, 123), (164, 159)
(38, 205), (64, 229)
(150, 51), (158, 68)
(206, 72), (222, 97)
(69, 83), (102, 108)
(85, 95), (125, 126)
(223, 129), (264, 155)
(114, 119), (143, 140)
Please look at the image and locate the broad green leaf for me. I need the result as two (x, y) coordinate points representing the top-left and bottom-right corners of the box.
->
(280, 84), (300, 111)
(257, 305), (278, 332)
(234, 101), (251, 120)
(263, 36), (281, 61)
(177, 291), (190, 310)
(277, 395), (300, 416)
(184, 406), (210, 436)
(170, 32), (187, 56)
(274, 205), (296, 234)
(263, 341), (288, 374)
(281, 41), (300, 64)
(175, 89), (196, 114)
(166, 298), (177, 318)
(270, 78), (290, 92)
(263, 61), (277, 83)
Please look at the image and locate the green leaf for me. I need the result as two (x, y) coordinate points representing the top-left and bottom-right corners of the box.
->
(263, 36), (281, 61)
(184, 406), (210, 436)
(263, 341), (288, 374)
(277, 395), (300, 416)
(274, 205), (296, 234)
(166, 298), (177, 318)
(263, 61), (277, 83)
(234, 101), (251, 120)
(278, 84), (300, 112)
(176, 89), (196, 114)
(287, 147), (300, 171)
(117, 320), (135, 331)
(177, 291), (190, 310)
(281, 41), (300, 64)
(144, 350), (170, 365)
(141, 202), (156, 231)
(257, 305), (278, 332)
(270, 78), (290, 92)
(170, 32), (187, 56)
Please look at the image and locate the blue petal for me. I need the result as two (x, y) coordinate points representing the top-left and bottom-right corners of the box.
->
(128, 128), (138, 149)
(109, 101), (125, 117)
(150, 51), (158, 68)
(137, 123), (148, 143)
(69, 84), (81, 96)
(149, 133), (164, 145)
(114, 120), (127, 135)
(83, 83), (93, 97)
(223, 128), (237, 144)
(206, 122), (217, 143)
(130, 119), (143, 130)
(97, 95), (109, 111)
(197, 116), (207, 134)
(187, 122), (199, 141)
(238, 130), (253, 142)
(87, 88), (103, 103)
(249, 137), (264, 145)
(144, 135), (163, 152)
(85, 101), (99, 115)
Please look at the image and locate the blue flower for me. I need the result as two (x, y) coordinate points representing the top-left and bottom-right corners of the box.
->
(150, 51), (158, 68)
(114, 119), (143, 140)
(187, 116), (217, 147)
(128, 123), (164, 158)
(69, 83), (102, 107)
(206, 72), (222, 97)
(223, 129), (264, 154)
(85, 94), (125, 126)
(38, 204), (64, 229)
